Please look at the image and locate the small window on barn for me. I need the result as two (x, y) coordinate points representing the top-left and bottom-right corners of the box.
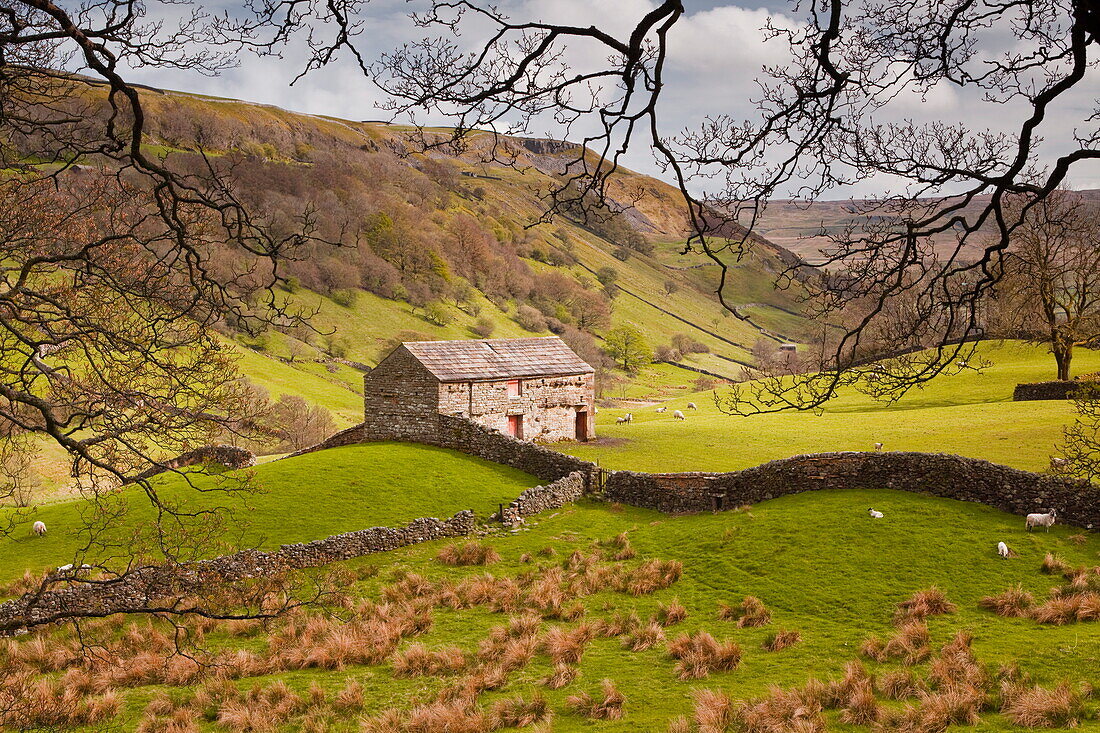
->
(507, 380), (522, 397)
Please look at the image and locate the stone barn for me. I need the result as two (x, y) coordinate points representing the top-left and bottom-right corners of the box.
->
(364, 337), (596, 442)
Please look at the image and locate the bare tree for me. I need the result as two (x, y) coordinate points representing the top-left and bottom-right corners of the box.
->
(991, 190), (1100, 381)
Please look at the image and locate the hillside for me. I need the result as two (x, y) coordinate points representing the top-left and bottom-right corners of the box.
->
(93, 80), (814, 384)
(754, 190), (1100, 262)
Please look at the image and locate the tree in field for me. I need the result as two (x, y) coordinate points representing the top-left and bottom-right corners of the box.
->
(662, 280), (679, 297)
(604, 326), (653, 374)
(992, 191), (1100, 381)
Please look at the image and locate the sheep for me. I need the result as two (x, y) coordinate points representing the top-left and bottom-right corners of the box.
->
(625, 413), (633, 423)
(687, 402), (698, 410)
(673, 410), (686, 420)
(32, 521), (46, 537)
(1049, 457), (1069, 471)
(1025, 509), (1057, 532)
(957, 360), (968, 368)
(655, 406), (667, 413)
(867, 508), (884, 519)
(616, 416), (629, 425)
(997, 541), (1011, 558)
(873, 442), (884, 451)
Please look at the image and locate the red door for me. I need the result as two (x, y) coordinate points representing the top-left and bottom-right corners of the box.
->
(575, 411), (588, 441)
(507, 414), (524, 439)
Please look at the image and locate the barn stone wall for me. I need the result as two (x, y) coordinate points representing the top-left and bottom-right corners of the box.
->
(437, 373), (594, 442)
(361, 346), (440, 442)
(604, 452), (1100, 529)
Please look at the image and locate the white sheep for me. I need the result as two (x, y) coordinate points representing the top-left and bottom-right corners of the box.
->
(32, 521), (46, 537)
(1025, 509), (1057, 532)
(655, 406), (667, 413)
(673, 410), (686, 420)
(687, 402), (698, 410)
(873, 442), (884, 451)
(1050, 457), (1069, 471)
(997, 541), (1011, 558)
(957, 360), (967, 368)
(867, 508), (883, 518)
(616, 416), (629, 425)
(625, 413), (633, 423)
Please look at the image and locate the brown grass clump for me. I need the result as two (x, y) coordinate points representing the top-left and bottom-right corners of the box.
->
(1001, 682), (1083, 728)
(595, 610), (641, 637)
(839, 684), (881, 725)
(437, 541), (502, 566)
(623, 559), (683, 596)
(215, 682), (305, 733)
(490, 694), (552, 728)
(566, 679), (626, 720)
(542, 662), (579, 690)
(333, 680), (364, 712)
(692, 688), (733, 733)
(878, 670), (924, 700)
(622, 621), (666, 652)
(667, 631), (742, 680)
(884, 620), (933, 665)
(735, 684), (827, 732)
(541, 623), (594, 666)
(979, 584), (1035, 617)
(762, 629), (801, 652)
(894, 586), (957, 623)
(1041, 552), (1070, 575)
(654, 598), (688, 627)
(928, 631), (986, 693)
(1030, 595), (1085, 625)
(392, 643), (467, 677)
(880, 687), (983, 732)
(717, 595), (771, 627)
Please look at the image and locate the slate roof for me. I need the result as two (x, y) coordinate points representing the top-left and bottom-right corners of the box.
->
(400, 337), (594, 382)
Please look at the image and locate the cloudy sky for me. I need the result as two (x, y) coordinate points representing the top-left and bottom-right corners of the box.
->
(122, 0), (1100, 195)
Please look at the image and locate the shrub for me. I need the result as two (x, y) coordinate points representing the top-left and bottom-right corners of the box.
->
(471, 316), (495, 338)
(566, 679), (626, 720)
(436, 542), (501, 567)
(330, 288), (358, 307)
(424, 302), (453, 326)
(515, 304), (547, 332)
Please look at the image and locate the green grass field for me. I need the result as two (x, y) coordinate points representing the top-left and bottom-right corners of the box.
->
(0, 443), (537, 583)
(560, 341), (1100, 473)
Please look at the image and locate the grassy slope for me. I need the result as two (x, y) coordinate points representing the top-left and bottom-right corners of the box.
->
(51, 491), (1100, 731)
(0, 443), (537, 582)
(558, 341), (1100, 473)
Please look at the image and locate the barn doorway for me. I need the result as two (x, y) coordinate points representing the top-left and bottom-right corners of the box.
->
(575, 411), (588, 441)
(507, 414), (524, 439)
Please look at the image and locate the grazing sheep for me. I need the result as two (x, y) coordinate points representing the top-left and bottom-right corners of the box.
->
(32, 521), (46, 536)
(687, 402), (698, 410)
(1025, 509), (1057, 532)
(673, 410), (686, 420)
(997, 541), (1011, 558)
(867, 508), (884, 519)
(873, 442), (883, 451)
(1050, 457), (1069, 471)
(957, 360), (967, 368)
(625, 413), (633, 423)
(656, 406), (667, 413)
(616, 416), (629, 425)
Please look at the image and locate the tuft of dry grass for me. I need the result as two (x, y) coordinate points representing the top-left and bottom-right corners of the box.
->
(692, 688), (733, 733)
(894, 586), (957, 623)
(436, 541), (502, 566)
(566, 679), (626, 720)
(490, 694), (552, 728)
(762, 629), (801, 652)
(979, 584), (1035, 617)
(667, 631), (742, 680)
(654, 598), (688, 627)
(541, 623), (594, 666)
(392, 643), (467, 678)
(595, 611), (641, 638)
(622, 621), (666, 652)
(541, 662), (579, 690)
(1001, 682), (1083, 728)
(736, 684), (827, 732)
(878, 670), (924, 701)
(622, 559), (683, 596)
(1041, 552), (1070, 575)
(717, 595), (771, 627)
(333, 680), (364, 712)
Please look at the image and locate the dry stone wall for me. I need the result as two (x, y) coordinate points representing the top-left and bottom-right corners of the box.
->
(0, 511), (474, 633)
(1013, 381), (1087, 401)
(125, 445), (256, 484)
(498, 471), (586, 526)
(605, 452), (1100, 529)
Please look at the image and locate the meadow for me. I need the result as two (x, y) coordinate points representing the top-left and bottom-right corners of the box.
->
(560, 341), (1100, 474)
